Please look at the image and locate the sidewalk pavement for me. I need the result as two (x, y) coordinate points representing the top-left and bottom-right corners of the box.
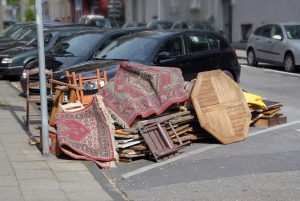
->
(0, 80), (114, 201)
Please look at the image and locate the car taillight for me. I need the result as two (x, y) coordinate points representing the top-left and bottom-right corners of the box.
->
(232, 48), (237, 59)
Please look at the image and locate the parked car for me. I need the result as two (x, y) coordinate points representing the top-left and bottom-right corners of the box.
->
(3, 20), (15, 29)
(187, 21), (218, 31)
(0, 26), (96, 77)
(79, 15), (119, 28)
(122, 21), (146, 28)
(47, 29), (240, 94)
(0, 23), (75, 52)
(171, 21), (189, 29)
(20, 28), (149, 90)
(146, 20), (173, 30)
(247, 22), (300, 72)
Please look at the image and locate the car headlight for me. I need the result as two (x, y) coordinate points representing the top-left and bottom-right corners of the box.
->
(1, 58), (12, 64)
(22, 70), (27, 79)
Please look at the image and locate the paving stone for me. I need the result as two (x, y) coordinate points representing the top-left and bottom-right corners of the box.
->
(19, 179), (61, 192)
(0, 151), (9, 162)
(0, 186), (24, 201)
(0, 175), (18, 187)
(66, 191), (113, 201)
(0, 134), (28, 143)
(60, 181), (102, 193)
(48, 161), (88, 172)
(11, 161), (50, 170)
(22, 190), (68, 201)
(54, 171), (95, 182)
(4, 142), (40, 154)
(15, 169), (55, 180)
(0, 141), (5, 152)
(0, 165), (14, 176)
(7, 152), (44, 162)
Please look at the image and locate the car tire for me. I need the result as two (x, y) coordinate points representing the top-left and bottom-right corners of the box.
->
(283, 53), (296, 72)
(247, 49), (258, 66)
(223, 70), (234, 81)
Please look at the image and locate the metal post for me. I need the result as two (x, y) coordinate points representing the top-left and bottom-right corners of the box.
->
(0, 0), (4, 32)
(36, 0), (49, 155)
(157, 0), (161, 20)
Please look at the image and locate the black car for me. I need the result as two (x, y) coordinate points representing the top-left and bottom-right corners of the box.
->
(20, 28), (149, 90)
(146, 20), (173, 30)
(0, 26), (96, 77)
(0, 23), (75, 52)
(65, 30), (240, 83)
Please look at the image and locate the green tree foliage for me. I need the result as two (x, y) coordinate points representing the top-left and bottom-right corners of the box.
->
(7, 0), (20, 6)
(25, 8), (35, 21)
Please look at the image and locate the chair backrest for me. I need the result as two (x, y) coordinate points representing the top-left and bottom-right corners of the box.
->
(26, 68), (53, 97)
(65, 69), (107, 105)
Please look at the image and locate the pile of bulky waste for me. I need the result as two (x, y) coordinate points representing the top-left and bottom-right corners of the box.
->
(48, 61), (286, 168)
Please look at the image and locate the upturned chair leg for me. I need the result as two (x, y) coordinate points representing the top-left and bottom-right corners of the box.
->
(26, 101), (29, 127)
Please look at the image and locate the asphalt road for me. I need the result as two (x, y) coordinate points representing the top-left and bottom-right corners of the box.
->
(99, 60), (300, 201)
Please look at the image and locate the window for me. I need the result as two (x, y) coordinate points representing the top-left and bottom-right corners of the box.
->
(207, 35), (220, 50)
(256, 25), (273, 38)
(159, 37), (183, 56)
(272, 25), (283, 38)
(186, 34), (209, 53)
(241, 24), (252, 41)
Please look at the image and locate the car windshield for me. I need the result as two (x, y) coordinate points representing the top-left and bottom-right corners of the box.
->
(51, 33), (104, 57)
(284, 25), (300, 39)
(25, 33), (53, 47)
(18, 29), (37, 41)
(94, 37), (158, 63)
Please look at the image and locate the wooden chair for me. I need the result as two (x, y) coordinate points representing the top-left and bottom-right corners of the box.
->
(66, 69), (108, 105)
(48, 79), (83, 127)
(26, 68), (53, 127)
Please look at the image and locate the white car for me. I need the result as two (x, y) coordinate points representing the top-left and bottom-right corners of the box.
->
(247, 22), (300, 72)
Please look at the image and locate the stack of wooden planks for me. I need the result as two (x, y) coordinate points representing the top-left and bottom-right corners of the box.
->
(251, 100), (287, 127)
(114, 109), (211, 162)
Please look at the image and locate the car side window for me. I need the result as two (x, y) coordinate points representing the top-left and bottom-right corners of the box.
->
(159, 37), (184, 56)
(186, 34), (209, 53)
(272, 25), (283, 38)
(206, 35), (220, 50)
(258, 25), (273, 38)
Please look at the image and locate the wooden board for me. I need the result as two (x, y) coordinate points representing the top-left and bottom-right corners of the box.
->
(254, 114), (287, 127)
(190, 70), (251, 144)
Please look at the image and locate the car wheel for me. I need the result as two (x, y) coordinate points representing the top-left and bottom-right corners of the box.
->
(283, 53), (296, 72)
(247, 49), (258, 66)
(223, 70), (234, 81)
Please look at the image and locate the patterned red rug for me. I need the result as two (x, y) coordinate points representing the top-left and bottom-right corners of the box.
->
(100, 61), (189, 128)
(56, 95), (117, 168)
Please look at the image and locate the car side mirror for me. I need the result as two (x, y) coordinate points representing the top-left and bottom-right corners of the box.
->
(156, 51), (171, 62)
(272, 35), (282, 40)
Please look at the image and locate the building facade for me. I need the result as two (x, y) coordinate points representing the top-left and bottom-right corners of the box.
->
(125, 0), (300, 43)
(125, 0), (212, 24)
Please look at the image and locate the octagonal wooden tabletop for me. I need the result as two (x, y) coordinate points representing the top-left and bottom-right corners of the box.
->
(191, 70), (251, 144)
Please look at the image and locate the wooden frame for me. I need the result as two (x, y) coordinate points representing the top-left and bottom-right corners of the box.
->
(26, 68), (53, 127)
(65, 69), (108, 105)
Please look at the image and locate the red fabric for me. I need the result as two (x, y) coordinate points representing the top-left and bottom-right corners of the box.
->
(100, 62), (189, 128)
(56, 95), (116, 168)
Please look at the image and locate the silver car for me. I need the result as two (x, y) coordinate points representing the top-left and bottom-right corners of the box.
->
(247, 22), (300, 72)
